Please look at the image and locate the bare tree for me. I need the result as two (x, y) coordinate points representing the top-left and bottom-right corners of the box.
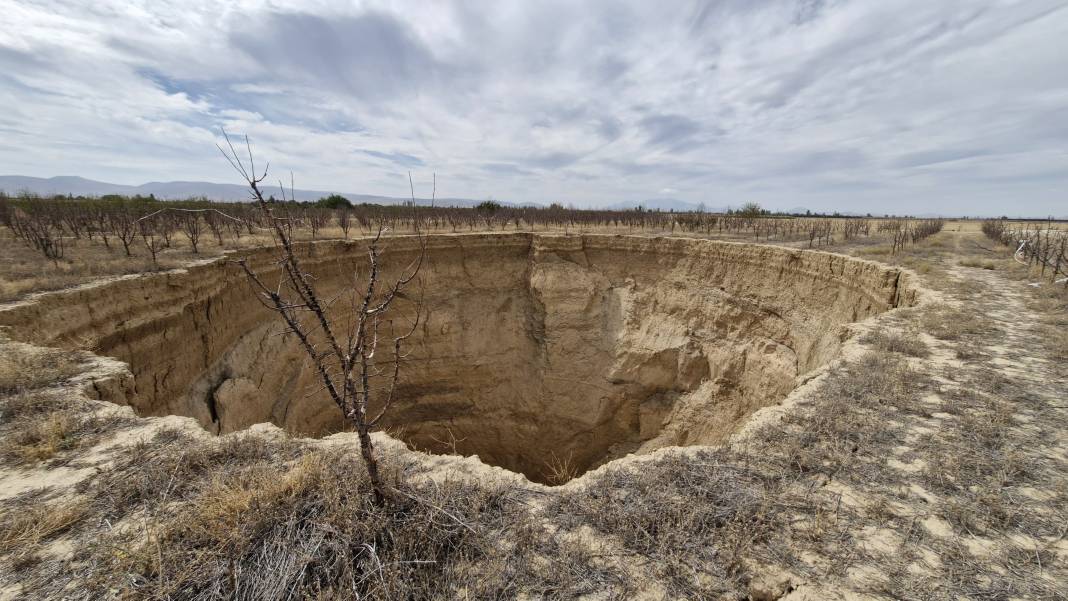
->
(9, 204), (66, 264)
(138, 215), (165, 267)
(180, 213), (203, 253)
(111, 208), (139, 256)
(219, 133), (426, 505)
(337, 207), (352, 239)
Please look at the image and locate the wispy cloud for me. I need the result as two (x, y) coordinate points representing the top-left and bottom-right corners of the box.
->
(0, 0), (1066, 215)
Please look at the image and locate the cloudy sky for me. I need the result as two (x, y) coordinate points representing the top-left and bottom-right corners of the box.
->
(1, 0), (1066, 215)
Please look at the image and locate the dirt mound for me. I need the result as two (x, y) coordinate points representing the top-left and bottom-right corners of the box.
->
(0, 234), (915, 482)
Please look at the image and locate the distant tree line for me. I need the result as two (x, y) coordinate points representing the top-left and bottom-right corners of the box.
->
(0, 190), (948, 265)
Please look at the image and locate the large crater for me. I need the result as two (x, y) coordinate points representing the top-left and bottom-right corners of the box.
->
(1, 234), (915, 483)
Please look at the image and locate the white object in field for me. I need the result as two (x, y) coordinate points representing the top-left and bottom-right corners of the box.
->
(1014, 240), (1028, 265)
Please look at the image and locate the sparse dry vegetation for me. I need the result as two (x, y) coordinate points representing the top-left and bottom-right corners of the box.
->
(0, 389), (132, 466)
(0, 345), (86, 394)
(959, 257), (997, 270)
(0, 341), (134, 466)
(1, 218), (1066, 599)
(862, 328), (930, 357)
(916, 303), (999, 342)
(10, 429), (612, 600)
(0, 498), (87, 557)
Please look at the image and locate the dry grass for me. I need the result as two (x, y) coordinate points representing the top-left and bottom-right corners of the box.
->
(543, 451), (579, 485)
(1022, 284), (1068, 361)
(547, 351), (934, 598)
(1041, 324), (1068, 360)
(6, 336), (1064, 599)
(0, 389), (74, 421)
(855, 244), (892, 257)
(0, 411), (79, 463)
(0, 230), (207, 302)
(0, 224), (300, 302)
(901, 257), (934, 275)
(1030, 283), (1068, 318)
(0, 353), (134, 465)
(958, 257), (997, 270)
(861, 329), (930, 358)
(111, 457), (526, 599)
(915, 303), (998, 342)
(12, 429), (614, 600)
(79, 428), (307, 515)
(0, 345), (86, 394)
(760, 352), (931, 481)
(838, 231), (975, 293)
(0, 340), (131, 465)
(0, 498), (88, 557)
(1, 222), (611, 303)
(553, 449), (782, 598)
(0, 393), (132, 466)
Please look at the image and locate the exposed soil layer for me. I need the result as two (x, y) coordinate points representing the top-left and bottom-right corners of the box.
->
(0, 234), (916, 482)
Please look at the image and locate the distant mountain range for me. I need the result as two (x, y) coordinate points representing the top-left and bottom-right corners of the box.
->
(8, 175), (1003, 217)
(0, 175), (507, 208)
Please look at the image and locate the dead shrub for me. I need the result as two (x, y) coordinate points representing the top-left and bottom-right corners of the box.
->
(861, 329), (930, 358)
(958, 258), (996, 270)
(917, 304), (997, 341)
(544, 451), (578, 485)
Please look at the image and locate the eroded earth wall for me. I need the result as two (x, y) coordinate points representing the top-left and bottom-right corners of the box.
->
(0, 234), (914, 481)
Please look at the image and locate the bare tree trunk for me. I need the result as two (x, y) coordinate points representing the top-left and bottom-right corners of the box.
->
(219, 132), (425, 505)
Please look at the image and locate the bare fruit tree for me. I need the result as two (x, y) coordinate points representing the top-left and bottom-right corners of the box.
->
(219, 133), (426, 505)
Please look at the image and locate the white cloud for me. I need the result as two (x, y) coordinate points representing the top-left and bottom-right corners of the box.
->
(0, 0), (1066, 215)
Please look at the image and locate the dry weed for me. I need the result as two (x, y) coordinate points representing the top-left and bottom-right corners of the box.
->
(861, 329), (930, 358)
(543, 451), (578, 485)
(0, 498), (88, 556)
(916, 304), (998, 341)
(958, 258), (997, 270)
(0, 346), (85, 394)
(0, 411), (78, 463)
(855, 245), (892, 257)
(0, 388), (133, 466)
(59, 434), (604, 600)
(552, 449), (779, 598)
(0, 408), (131, 466)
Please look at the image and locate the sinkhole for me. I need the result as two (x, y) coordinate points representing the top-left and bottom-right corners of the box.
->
(3, 233), (914, 484)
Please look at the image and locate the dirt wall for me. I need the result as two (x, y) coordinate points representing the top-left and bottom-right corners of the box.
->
(0, 234), (914, 481)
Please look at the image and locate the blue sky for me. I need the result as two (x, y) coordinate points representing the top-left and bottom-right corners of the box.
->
(1, 0), (1066, 215)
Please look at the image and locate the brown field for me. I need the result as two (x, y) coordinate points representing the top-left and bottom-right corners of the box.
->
(1, 203), (1066, 599)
